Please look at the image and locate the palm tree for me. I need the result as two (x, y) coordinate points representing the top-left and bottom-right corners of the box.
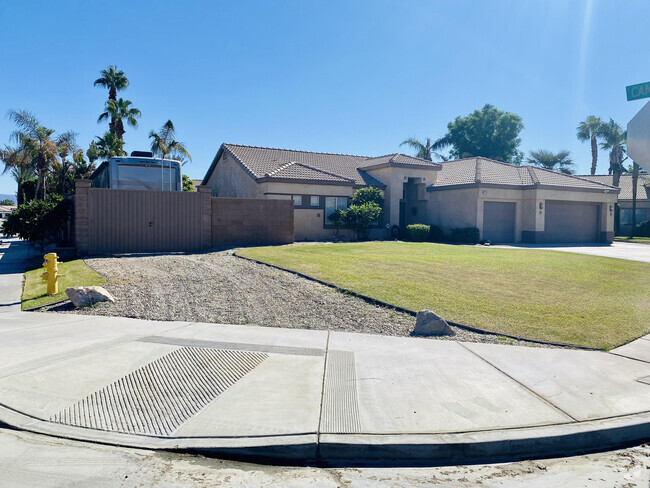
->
(400, 137), (447, 161)
(94, 65), (129, 102)
(7, 110), (58, 199)
(600, 119), (627, 187)
(98, 98), (141, 141)
(55, 131), (78, 194)
(576, 116), (605, 175)
(95, 132), (125, 160)
(526, 149), (575, 174)
(149, 120), (191, 161)
(10, 166), (36, 204)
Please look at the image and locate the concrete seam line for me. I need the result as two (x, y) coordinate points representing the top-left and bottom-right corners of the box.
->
(316, 330), (331, 464)
(232, 253), (599, 351)
(457, 342), (578, 422)
(607, 351), (650, 365)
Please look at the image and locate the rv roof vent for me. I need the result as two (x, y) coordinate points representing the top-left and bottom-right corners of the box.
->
(130, 151), (154, 158)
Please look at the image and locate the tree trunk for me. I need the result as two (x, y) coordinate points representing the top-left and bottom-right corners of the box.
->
(612, 147), (623, 187)
(115, 119), (125, 141)
(632, 162), (639, 237)
(109, 87), (116, 101)
(590, 135), (598, 175)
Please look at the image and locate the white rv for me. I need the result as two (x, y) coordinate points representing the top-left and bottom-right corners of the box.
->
(91, 151), (182, 191)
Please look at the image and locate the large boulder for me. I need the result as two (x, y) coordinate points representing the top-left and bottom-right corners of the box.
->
(66, 286), (115, 308)
(412, 309), (455, 336)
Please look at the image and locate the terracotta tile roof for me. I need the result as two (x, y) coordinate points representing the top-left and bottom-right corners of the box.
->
(204, 144), (439, 187)
(579, 174), (650, 200)
(429, 157), (619, 192)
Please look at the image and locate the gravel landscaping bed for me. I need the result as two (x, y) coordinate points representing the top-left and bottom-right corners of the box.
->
(43, 250), (559, 347)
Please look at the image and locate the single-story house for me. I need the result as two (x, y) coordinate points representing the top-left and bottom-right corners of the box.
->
(0, 205), (16, 219)
(202, 143), (619, 243)
(579, 174), (650, 235)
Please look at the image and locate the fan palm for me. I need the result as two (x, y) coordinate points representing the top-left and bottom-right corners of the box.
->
(149, 120), (191, 161)
(95, 132), (125, 160)
(98, 98), (141, 141)
(576, 116), (605, 175)
(599, 119), (627, 187)
(399, 137), (447, 161)
(7, 110), (58, 199)
(94, 65), (129, 102)
(526, 150), (575, 174)
(10, 166), (36, 205)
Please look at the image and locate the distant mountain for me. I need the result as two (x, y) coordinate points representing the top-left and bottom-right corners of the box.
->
(0, 194), (16, 205)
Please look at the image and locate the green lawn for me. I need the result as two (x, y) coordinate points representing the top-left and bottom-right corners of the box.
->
(239, 242), (650, 350)
(615, 237), (650, 245)
(22, 259), (106, 310)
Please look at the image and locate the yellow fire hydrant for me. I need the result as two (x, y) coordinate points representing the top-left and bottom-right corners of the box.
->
(41, 253), (64, 295)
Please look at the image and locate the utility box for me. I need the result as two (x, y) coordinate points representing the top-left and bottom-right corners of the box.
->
(91, 151), (183, 191)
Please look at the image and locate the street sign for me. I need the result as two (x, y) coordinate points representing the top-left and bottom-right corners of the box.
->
(626, 81), (650, 101)
(627, 100), (650, 173)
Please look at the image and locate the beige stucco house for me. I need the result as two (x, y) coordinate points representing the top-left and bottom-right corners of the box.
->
(580, 174), (650, 236)
(202, 144), (619, 243)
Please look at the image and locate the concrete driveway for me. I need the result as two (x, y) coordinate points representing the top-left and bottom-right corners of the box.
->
(495, 242), (650, 263)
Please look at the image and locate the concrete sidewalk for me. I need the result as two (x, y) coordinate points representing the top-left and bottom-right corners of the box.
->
(1, 238), (650, 465)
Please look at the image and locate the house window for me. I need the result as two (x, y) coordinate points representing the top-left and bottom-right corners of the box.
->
(292, 195), (302, 206)
(310, 196), (320, 207)
(620, 208), (648, 226)
(325, 197), (348, 219)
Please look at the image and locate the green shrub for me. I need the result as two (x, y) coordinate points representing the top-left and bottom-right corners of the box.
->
(429, 225), (445, 242)
(344, 202), (382, 241)
(636, 221), (650, 237)
(450, 226), (480, 244)
(351, 186), (384, 207)
(1, 194), (71, 244)
(406, 224), (430, 242)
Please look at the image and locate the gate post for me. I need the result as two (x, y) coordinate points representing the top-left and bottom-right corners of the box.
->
(198, 186), (212, 250)
(75, 180), (91, 256)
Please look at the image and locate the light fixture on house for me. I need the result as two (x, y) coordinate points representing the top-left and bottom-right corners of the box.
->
(482, 190), (488, 195)
(539, 202), (543, 210)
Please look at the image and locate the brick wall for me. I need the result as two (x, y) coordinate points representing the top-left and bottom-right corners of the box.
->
(211, 197), (294, 247)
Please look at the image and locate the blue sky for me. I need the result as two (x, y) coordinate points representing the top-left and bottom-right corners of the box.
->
(0, 0), (648, 196)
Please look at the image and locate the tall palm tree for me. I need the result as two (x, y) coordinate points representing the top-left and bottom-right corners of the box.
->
(526, 149), (575, 174)
(98, 98), (141, 141)
(599, 119), (627, 187)
(149, 120), (191, 161)
(576, 116), (605, 175)
(7, 110), (58, 199)
(400, 137), (447, 161)
(94, 65), (129, 102)
(95, 132), (125, 160)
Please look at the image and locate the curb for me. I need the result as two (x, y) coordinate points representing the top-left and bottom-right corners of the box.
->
(2, 401), (650, 467)
(233, 252), (600, 351)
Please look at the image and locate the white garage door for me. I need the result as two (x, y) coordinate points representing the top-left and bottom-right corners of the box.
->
(544, 201), (600, 243)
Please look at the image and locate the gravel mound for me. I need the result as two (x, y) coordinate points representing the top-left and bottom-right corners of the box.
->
(44, 251), (554, 346)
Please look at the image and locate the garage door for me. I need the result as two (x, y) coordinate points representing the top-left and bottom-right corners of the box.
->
(483, 202), (516, 243)
(544, 201), (600, 243)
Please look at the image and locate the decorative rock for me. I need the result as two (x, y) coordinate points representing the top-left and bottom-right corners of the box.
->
(66, 286), (115, 308)
(412, 309), (455, 336)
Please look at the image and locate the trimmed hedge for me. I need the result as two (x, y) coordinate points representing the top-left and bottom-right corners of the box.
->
(406, 224), (430, 242)
(429, 225), (445, 242)
(450, 226), (480, 244)
(637, 221), (650, 237)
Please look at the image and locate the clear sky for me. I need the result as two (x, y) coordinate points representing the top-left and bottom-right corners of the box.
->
(0, 0), (648, 196)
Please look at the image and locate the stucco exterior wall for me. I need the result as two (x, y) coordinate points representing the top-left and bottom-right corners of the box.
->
(427, 188), (479, 231)
(364, 166), (437, 226)
(205, 153), (262, 198)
